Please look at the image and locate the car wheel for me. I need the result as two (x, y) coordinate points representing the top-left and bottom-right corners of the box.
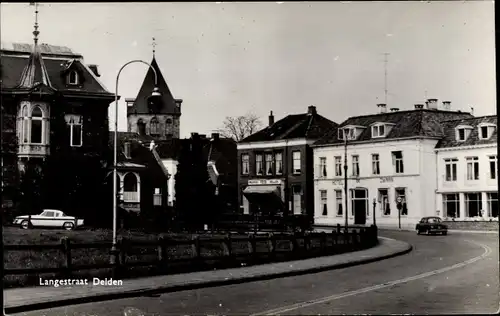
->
(20, 220), (30, 230)
(63, 222), (75, 231)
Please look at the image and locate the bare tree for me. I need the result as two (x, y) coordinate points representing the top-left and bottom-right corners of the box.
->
(218, 113), (262, 142)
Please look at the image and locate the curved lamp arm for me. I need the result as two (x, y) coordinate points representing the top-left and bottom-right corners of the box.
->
(111, 60), (158, 253)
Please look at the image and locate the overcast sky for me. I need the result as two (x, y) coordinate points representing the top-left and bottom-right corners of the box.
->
(1, 2), (495, 138)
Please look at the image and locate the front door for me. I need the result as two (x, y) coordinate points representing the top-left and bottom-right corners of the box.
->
(354, 200), (367, 225)
(352, 188), (367, 225)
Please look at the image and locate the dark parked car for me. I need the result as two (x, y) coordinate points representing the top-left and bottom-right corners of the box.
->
(416, 216), (448, 235)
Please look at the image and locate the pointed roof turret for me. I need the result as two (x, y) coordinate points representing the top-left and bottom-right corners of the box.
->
(127, 55), (180, 115)
(17, 3), (53, 90)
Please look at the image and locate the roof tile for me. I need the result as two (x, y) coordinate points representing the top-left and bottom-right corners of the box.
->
(436, 115), (497, 148)
(314, 109), (474, 146)
(240, 112), (338, 143)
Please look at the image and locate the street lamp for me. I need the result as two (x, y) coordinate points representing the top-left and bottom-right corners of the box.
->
(343, 132), (349, 231)
(372, 198), (377, 227)
(110, 60), (161, 264)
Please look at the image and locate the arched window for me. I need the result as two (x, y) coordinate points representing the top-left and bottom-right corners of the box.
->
(68, 70), (79, 85)
(31, 106), (43, 144)
(137, 119), (146, 136)
(150, 117), (159, 136)
(21, 105), (29, 143)
(123, 173), (138, 192)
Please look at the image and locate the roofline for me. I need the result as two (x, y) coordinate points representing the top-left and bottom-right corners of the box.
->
(1, 52), (83, 61)
(237, 138), (316, 150)
(440, 114), (497, 122)
(311, 135), (442, 148)
(342, 109), (472, 122)
(434, 143), (497, 152)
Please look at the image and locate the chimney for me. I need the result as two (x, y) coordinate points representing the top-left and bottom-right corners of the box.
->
(211, 133), (220, 141)
(87, 64), (100, 77)
(442, 101), (451, 110)
(427, 98), (438, 110)
(414, 104), (424, 110)
(377, 103), (387, 114)
(307, 105), (317, 115)
(390, 108), (399, 112)
(268, 111), (275, 126)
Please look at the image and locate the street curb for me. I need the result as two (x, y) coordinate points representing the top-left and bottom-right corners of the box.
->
(4, 238), (412, 314)
(448, 229), (499, 234)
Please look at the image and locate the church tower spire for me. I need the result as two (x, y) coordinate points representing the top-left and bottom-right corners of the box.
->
(126, 39), (183, 140)
(17, 2), (53, 90)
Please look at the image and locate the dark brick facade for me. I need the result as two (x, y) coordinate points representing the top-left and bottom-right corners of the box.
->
(237, 142), (316, 218)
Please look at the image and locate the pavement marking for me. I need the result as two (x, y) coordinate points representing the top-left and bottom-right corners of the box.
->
(251, 239), (492, 316)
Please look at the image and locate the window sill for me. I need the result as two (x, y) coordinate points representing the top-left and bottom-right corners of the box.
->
(336, 215), (343, 217)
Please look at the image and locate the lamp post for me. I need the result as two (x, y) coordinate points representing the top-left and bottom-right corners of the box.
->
(372, 198), (377, 227)
(110, 60), (161, 264)
(343, 135), (348, 231)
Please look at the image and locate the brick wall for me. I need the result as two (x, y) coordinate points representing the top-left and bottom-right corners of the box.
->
(443, 220), (499, 231)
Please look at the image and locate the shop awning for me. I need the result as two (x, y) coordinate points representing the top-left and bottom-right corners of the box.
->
(243, 185), (284, 210)
(243, 185), (280, 196)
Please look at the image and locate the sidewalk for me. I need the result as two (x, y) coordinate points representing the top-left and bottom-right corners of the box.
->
(4, 237), (411, 314)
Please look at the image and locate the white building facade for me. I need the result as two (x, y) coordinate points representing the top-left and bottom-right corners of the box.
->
(435, 116), (498, 220)
(312, 101), (475, 229)
(313, 137), (440, 230)
(160, 158), (178, 207)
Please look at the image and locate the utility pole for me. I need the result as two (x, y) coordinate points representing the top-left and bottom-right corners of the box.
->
(383, 52), (390, 105)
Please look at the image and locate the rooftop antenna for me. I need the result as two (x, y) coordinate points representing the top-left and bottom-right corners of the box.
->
(383, 52), (390, 105)
(152, 37), (157, 57)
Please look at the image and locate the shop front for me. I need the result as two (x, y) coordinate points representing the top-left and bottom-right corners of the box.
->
(243, 179), (285, 216)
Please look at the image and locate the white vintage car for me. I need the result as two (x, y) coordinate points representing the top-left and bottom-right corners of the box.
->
(13, 209), (84, 230)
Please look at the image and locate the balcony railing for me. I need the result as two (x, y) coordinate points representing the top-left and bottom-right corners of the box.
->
(123, 191), (139, 203)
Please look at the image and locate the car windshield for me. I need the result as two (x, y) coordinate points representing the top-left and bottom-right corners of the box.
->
(428, 218), (441, 223)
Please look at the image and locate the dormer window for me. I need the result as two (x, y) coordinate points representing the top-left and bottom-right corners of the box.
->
(370, 122), (395, 138)
(372, 124), (385, 138)
(456, 125), (473, 142)
(338, 125), (366, 141)
(338, 127), (355, 141)
(67, 70), (79, 85)
(478, 123), (496, 140)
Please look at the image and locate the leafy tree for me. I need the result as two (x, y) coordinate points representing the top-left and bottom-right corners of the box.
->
(218, 113), (262, 141)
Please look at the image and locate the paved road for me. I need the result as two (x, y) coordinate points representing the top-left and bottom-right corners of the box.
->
(11, 231), (499, 315)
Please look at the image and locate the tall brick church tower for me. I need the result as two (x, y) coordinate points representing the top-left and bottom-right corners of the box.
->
(126, 50), (182, 140)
